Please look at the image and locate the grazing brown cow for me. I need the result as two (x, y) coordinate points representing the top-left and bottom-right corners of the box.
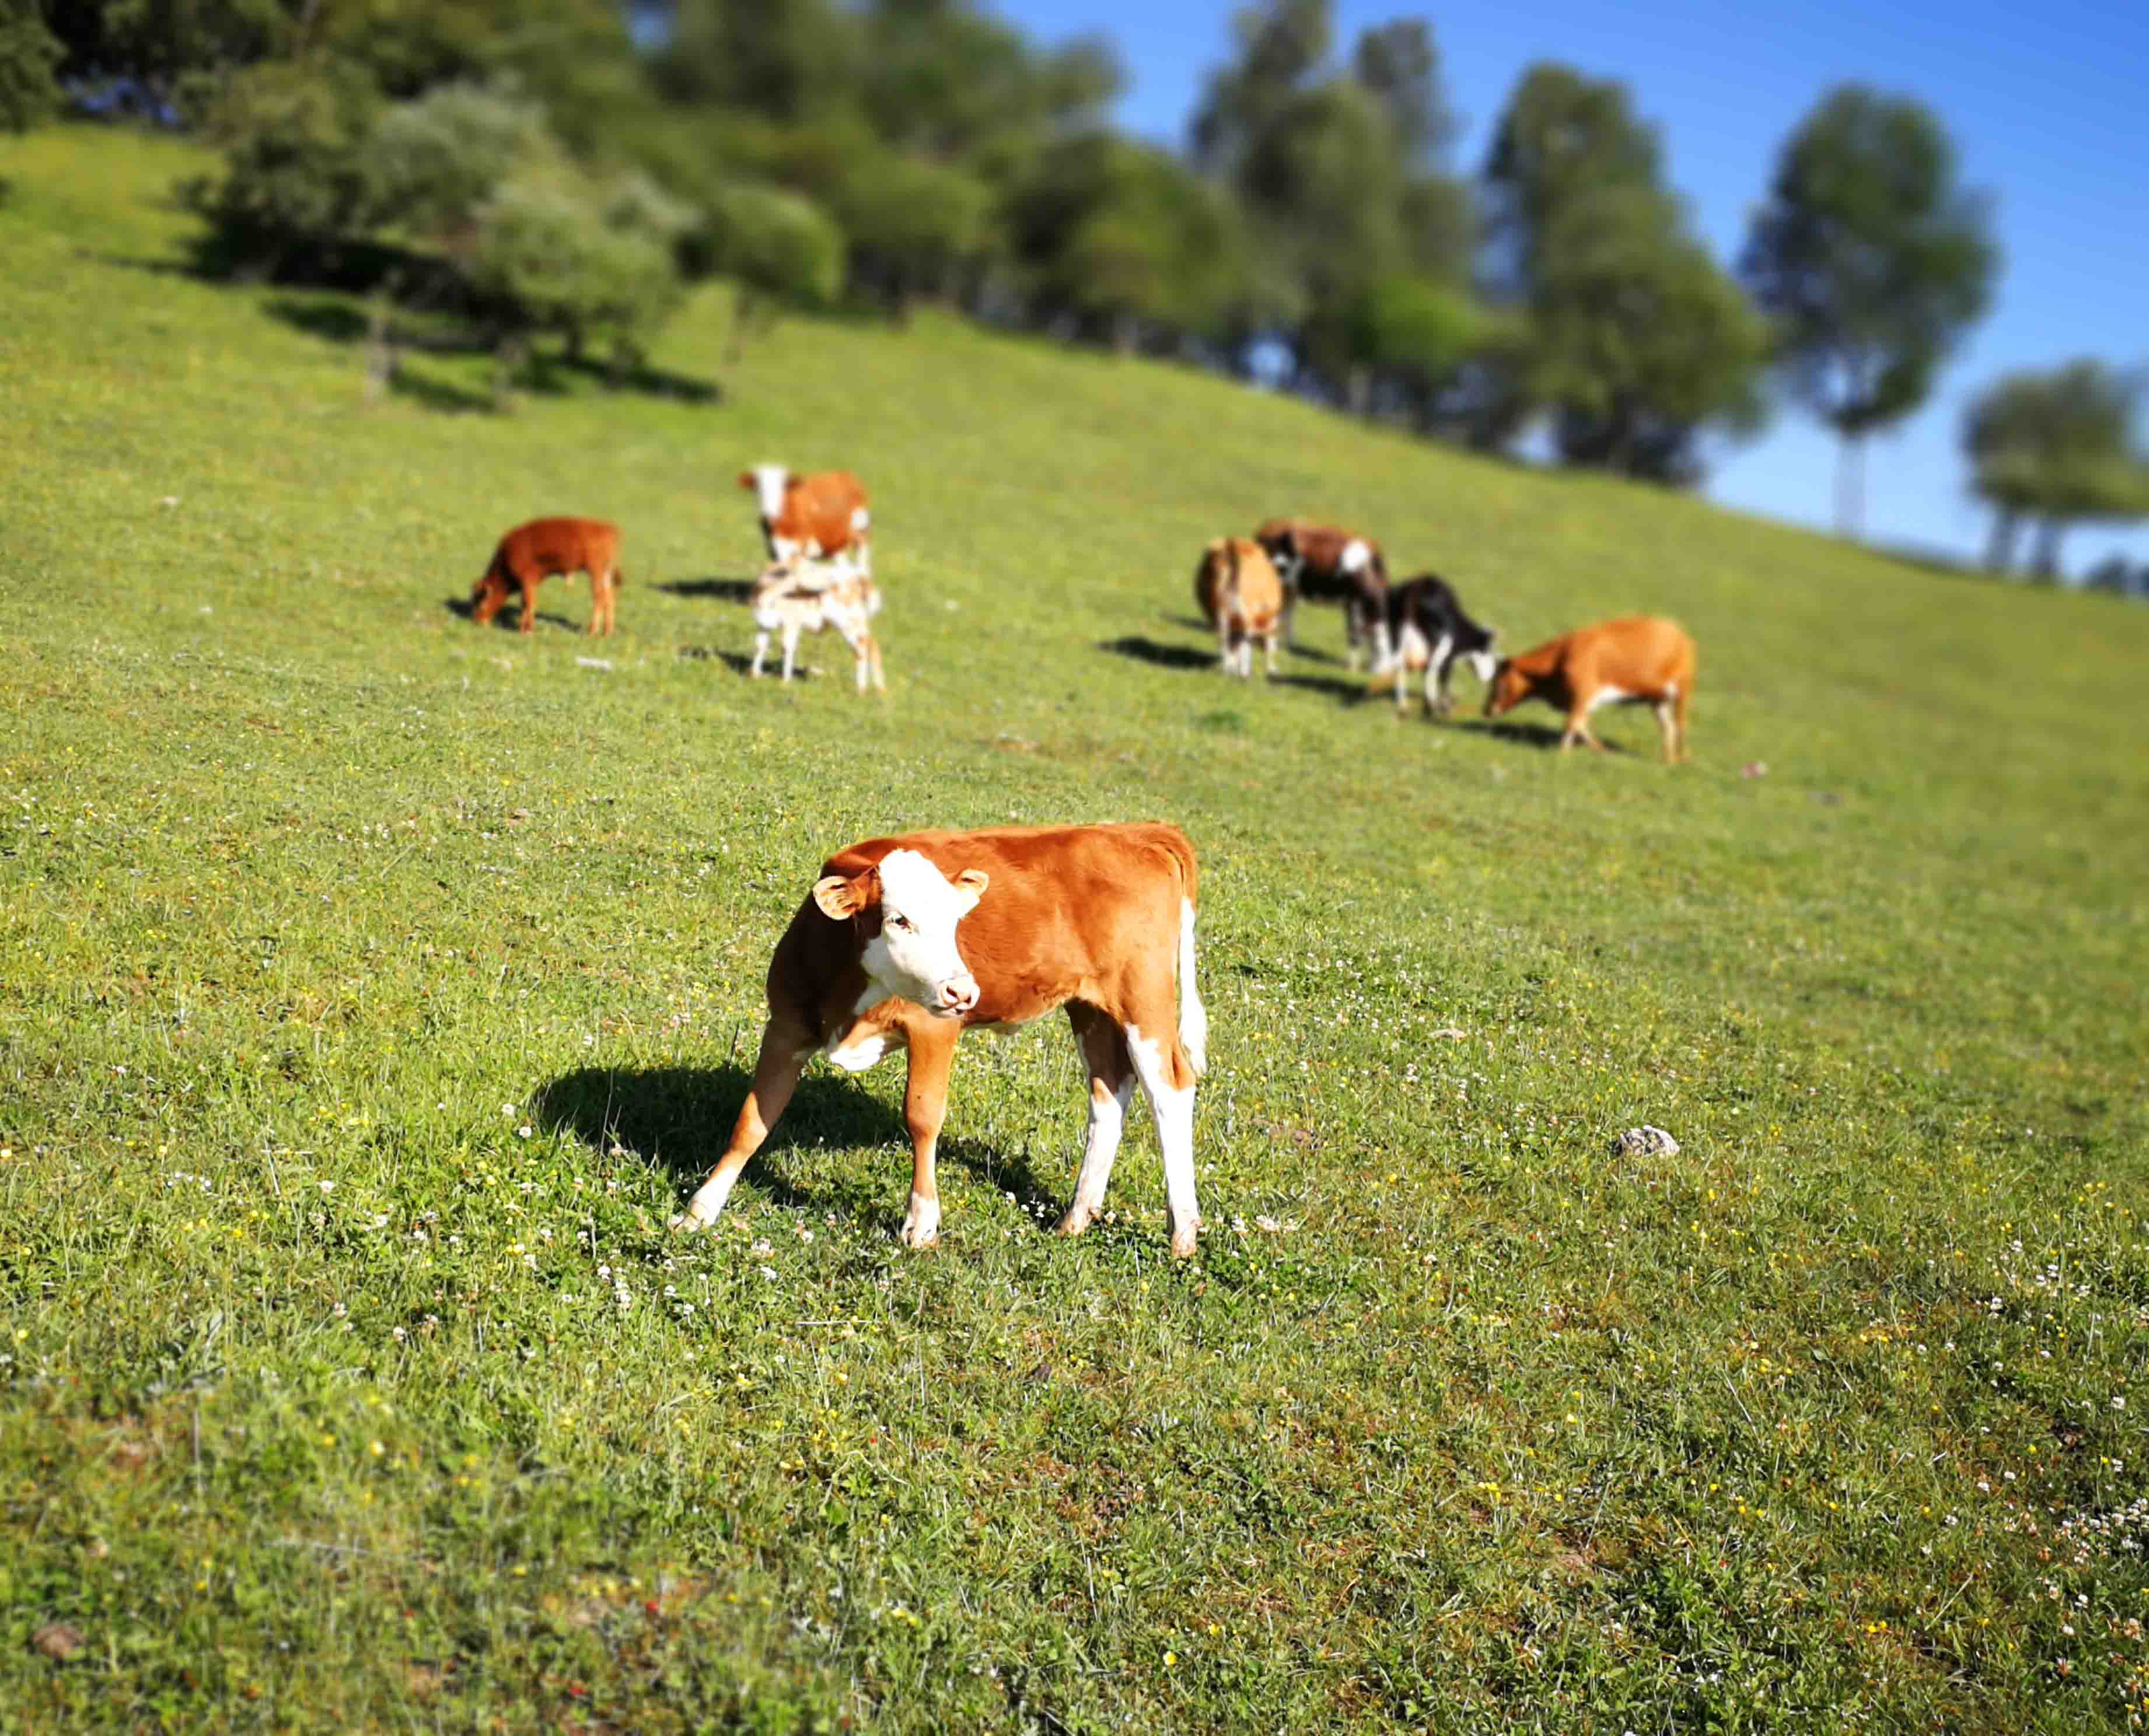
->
(672, 823), (1208, 1256)
(1484, 615), (1696, 761)
(1253, 517), (1392, 668)
(740, 465), (872, 576)
(1194, 537), (1285, 677)
(471, 517), (622, 636)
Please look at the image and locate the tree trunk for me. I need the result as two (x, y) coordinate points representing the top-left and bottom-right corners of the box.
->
(2029, 517), (2066, 582)
(724, 285), (753, 368)
(1983, 508), (2019, 574)
(1834, 433), (1865, 540)
(492, 332), (526, 414)
(1346, 366), (1372, 418)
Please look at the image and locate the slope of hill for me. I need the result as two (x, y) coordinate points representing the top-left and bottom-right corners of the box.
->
(5, 124), (2146, 1730)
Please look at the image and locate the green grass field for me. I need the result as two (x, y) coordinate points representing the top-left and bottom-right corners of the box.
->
(5, 124), (2147, 1732)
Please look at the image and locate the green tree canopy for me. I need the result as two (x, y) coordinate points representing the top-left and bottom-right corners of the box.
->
(1477, 63), (1764, 481)
(1964, 360), (2149, 578)
(0, 0), (63, 132)
(1742, 84), (1998, 534)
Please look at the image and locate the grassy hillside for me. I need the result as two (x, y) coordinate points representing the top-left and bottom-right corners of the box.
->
(4, 124), (2146, 1732)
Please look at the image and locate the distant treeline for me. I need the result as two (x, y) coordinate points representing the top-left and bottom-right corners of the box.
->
(6, 0), (2144, 573)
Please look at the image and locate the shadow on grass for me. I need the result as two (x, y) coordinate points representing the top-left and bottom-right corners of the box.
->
(1270, 671), (1372, 704)
(1469, 718), (1585, 752)
(249, 285), (721, 408)
(441, 596), (585, 635)
(659, 576), (759, 603)
(1100, 635), (1214, 673)
(534, 1063), (900, 1213)
(676, 645), (759, 676)
(532, 1063), (1068, 1228)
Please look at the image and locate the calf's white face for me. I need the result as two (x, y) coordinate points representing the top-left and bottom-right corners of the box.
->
(814, 849), (988, 1016)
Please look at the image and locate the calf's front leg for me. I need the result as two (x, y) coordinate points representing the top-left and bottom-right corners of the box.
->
(672, 1017), (809, 1231)
(900, 1019), (959, 1248)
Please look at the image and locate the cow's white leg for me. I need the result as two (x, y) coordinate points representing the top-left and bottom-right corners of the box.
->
(752, 630), (771, 677)
(1425, 634), (1453, 716)
(1058, 1005), (1134, 1237)
(1126, 1022), (1198, 1258)
(780, 621), (801, 682)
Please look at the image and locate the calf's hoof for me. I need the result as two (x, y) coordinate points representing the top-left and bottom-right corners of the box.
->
(1053, 1206), (1093, 1239)
(900, 1195), (941, 1249)
(1169, 1228), (1199, 1259)
(669, 1210), (711, 1235)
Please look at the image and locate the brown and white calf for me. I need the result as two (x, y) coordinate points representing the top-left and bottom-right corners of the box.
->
(739, 466), (871, 578)
(672, 823), (1208, 1256)
(749, 554), (885, 692)
(1484, 615), (1696, 761)
(1253, 517), (1391, 668)
(1194, 537), (1284, 677)
(471, 517), (622, 636)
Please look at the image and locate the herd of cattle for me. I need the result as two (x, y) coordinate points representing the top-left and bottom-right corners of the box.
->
(472, 462), (1696, 761)
(467, 464), (1703, 1256)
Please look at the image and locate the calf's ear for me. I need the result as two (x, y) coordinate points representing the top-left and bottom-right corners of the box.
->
(813, 870), (876, 921)
(953, 869), (989, 911)
(737, 471), (756, 492)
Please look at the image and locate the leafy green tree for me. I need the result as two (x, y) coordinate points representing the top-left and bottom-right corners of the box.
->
(0, 0), (63, 132)
(1191, 1), (1477, 402)
(48, 0), (299, 118)
(1005, 132), (1255, 352)
(1479, 64), (1764, 480)
(704, 181), (844, 361)
(1963, 360), (2149, 578)
(189, 57), (383, 271)
(1742, 85), (1998, 537)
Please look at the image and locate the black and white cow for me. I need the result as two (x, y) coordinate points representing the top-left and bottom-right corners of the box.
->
(1377, 572), (1497, 718)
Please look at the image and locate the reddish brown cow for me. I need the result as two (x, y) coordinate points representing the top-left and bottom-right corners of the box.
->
(672, 824), (1208, 1256)
(471, 517), (622, 636)
(1484, 615), (1696, 761)
(740, 465), (872, 576)
(1253, 517), (1392, 668)
(1194, 537), (1285, 677)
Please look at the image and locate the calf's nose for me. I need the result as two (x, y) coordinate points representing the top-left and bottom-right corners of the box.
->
(939, 977), (980, 1013)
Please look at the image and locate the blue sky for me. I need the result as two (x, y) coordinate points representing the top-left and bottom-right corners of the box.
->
(1000, 0), (2149, 578)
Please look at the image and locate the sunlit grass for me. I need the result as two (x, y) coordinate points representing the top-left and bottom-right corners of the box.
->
(3, 123), (2147, 1731)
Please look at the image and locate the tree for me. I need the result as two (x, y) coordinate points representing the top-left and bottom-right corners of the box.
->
(1478, 64), (1765, 480)
(1963, 360), (2149, 579)
(0, 0), (62, 132)
(703, 181), (844, 361)
(1004, 132), (1255, 352)
(1190, 1), (1478, 402)
(1742, 85), (1998, 538)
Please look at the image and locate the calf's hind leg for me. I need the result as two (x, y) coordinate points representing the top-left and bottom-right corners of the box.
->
(1056, 1003), (1137, 1238)
(1123, 1008), (1200, 1258)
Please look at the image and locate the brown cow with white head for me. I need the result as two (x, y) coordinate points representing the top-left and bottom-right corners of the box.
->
(740, 466), (872, 578)
(672, 823), (1208, 1256)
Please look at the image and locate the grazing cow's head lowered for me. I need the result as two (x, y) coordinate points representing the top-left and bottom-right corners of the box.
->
(813, 849), (990, 1014)
(1484, 659), (1529, 718)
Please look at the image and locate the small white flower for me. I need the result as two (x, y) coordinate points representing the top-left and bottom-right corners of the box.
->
(502, 1103), (516, 1116)
(392, 1326), (407, 1342)
(518, 1125), (532, 1140)
(318, 1180), (335, 1195)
